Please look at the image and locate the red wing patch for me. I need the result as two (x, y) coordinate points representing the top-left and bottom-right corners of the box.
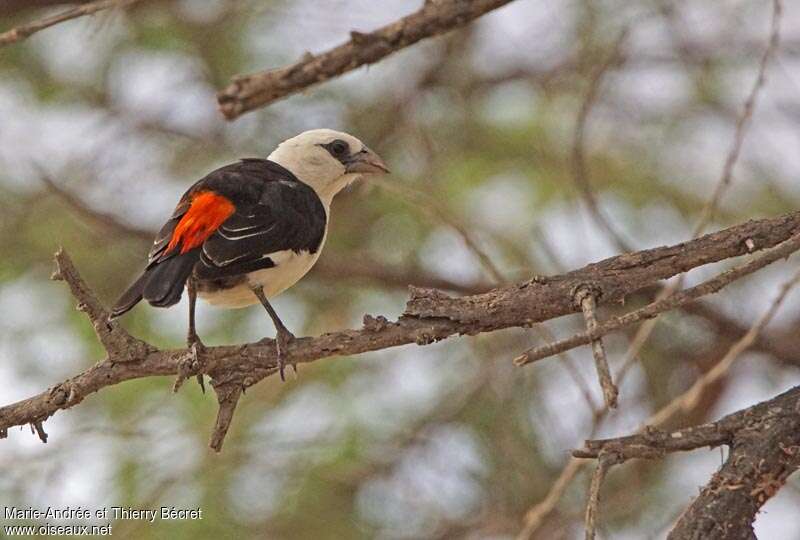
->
(166, 191), (235, 255)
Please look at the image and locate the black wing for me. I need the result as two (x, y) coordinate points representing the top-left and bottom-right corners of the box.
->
(195, 178), (327, 280)
(111, 159), (325, 317)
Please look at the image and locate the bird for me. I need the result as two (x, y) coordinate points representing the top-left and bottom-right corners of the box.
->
(110, 129), (389, 384)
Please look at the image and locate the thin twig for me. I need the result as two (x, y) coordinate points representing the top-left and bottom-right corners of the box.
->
(612, 0), (783, 382)
(572, 29), (632, 253)
(646, 266), (800, 427)
(375, 177), (506, 284)
(575, 285), (618, 408)
(691, 0), (783, 237)
(0, 0), (143, 47)
(534, 325), (600, 415)
(516, 457), (586, 540)
(585, 451), (622, 540)
(41, 173), (154, 242)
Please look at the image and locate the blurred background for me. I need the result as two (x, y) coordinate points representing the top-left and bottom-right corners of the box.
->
(1, 0), (800, 538)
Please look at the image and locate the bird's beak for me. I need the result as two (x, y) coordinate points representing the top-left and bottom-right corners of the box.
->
(345, 147), (390, 175)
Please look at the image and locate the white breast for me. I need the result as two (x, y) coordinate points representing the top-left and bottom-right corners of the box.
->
(197, 245), (325, 308)
(197, 189), (334, 310)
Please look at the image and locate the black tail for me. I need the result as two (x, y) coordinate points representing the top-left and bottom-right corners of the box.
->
(110, 252), (199, 319)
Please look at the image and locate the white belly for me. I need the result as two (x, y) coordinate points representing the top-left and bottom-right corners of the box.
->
(197, 248), (323, 308)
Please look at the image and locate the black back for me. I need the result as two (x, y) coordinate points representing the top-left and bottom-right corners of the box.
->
(111, 159), (327, 317)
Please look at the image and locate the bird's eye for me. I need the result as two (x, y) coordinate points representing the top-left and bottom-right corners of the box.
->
(329, 140), (348, 156)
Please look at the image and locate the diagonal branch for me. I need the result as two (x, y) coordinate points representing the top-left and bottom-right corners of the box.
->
(51, 249), (152, 359)
(574, 385), (800, 540)
(574, 267), (800, 537)
(2, 210), (800, 450)
(41, 174), (154, 242)
(513, 230), (800, 365)
(0, 0), (144, 47)
(216, 0), (518, 120)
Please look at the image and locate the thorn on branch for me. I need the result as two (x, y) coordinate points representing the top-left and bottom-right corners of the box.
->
(30, 421), (48, 443)
(575, 285), (618, 409)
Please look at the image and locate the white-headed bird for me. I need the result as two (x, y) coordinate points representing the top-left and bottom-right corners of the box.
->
(111, 129), (389, 382)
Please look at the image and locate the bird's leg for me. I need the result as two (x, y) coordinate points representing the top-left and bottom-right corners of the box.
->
(186, 277), (206, 393)
(249, 284), (296, 381)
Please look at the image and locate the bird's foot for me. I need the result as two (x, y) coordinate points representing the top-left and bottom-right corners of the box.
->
(275, 328), (296, 382)
(174, 334), (207, 393)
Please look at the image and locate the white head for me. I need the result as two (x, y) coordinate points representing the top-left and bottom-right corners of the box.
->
(268, 129), (389, 204)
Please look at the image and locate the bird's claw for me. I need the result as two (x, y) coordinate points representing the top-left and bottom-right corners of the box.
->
(187, 334), (207, 394)
(275, 329), (296, 382)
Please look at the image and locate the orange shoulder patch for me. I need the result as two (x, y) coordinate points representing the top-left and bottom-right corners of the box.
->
(166, 191), (235, 255)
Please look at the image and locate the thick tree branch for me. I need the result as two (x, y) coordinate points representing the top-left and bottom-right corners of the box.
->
(216, 0), (518, 120)
(573, 266), (800, 538)
(513, 231), (800, 364)
(574, 386), (800, 539)
(2, 211), (800, 450)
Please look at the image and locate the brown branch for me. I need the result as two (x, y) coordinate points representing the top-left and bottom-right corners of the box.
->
(51, 249), (152, 360)
(0, 0), (144, 47)
(610, 0), (783, 389)
(514, 262), (800, 539)
(584, 451), (622, 540)
(513, 230), (800, 365)
(216, 0), (518, 120)
(3, 211), (800, 451)
(667, 387), (800, 539)
(575, 285), (618, 408)
(691, 0), (783, 237)
(574, 269), (800, 537)
(573, 385), (800, 539)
